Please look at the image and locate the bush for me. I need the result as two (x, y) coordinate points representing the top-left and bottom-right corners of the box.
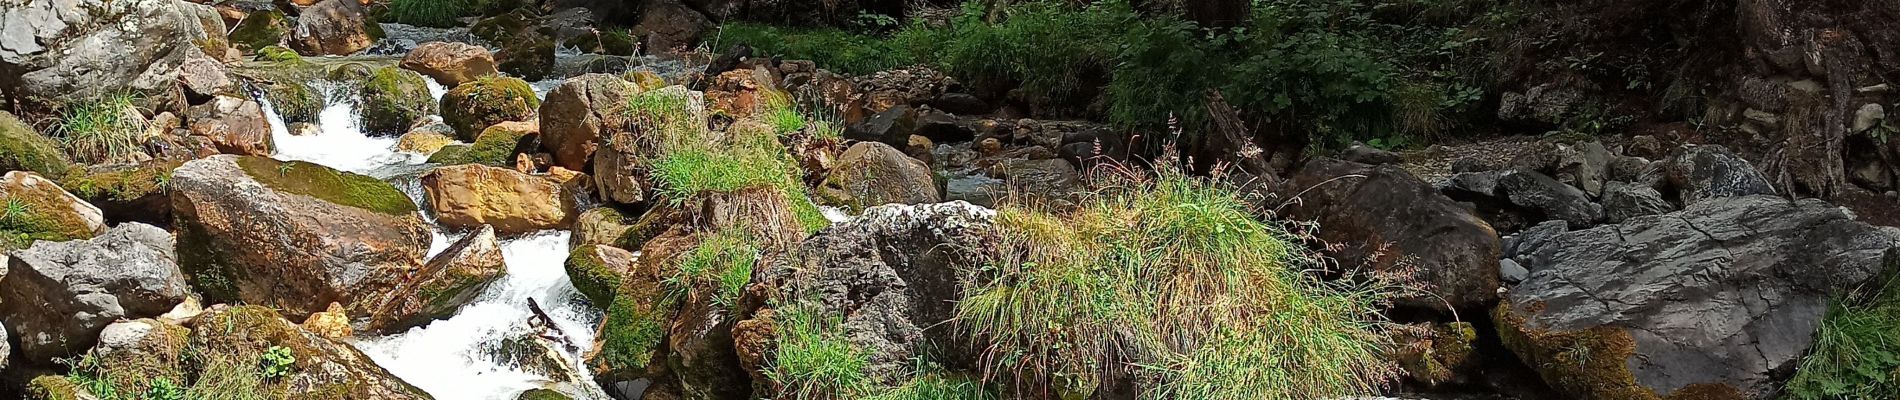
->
(957, 165), (1398, 398)
(53, 94), (145, 163)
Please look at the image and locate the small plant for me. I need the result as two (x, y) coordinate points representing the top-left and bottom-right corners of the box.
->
(1, 198), (30, 224)
(664, 229), (759, 312)
(53, 93), (145, 163)
(259, 345), (296, 379)
(769, 302), (875, 398)
(144, 377), (186, 400)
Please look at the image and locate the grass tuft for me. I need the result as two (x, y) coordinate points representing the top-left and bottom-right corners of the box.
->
(666, 228), (760, 313)
(769, 302), (876, 398)
(1785, 270), (1900, 399)
(53, 93), (145, 163)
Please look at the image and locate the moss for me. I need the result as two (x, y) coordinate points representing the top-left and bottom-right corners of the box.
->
(235, 156), (419, 215)
(327, 62), (376, 84)
(622, 70), (667, 91)
(262, 79), (322, 124)
(70, 320), (193, 396)
(441, 75), (540, 141)
(229, 10), (289, 53)
(516, 388), (573, 400)
(427, 144), (473, 164)
(26, 375), (89, 400)
(1, 174), (100, 251)
(175, 215), (243, 302)
(0, 111), (74, 177)
(361, 67), (437, 135)
(1492, 303), (1667, 400)
(565, 244), (626, 306)
(58, 161), (179, 203)
(596, 285), (674, 376)
(256, 45), (303, 62)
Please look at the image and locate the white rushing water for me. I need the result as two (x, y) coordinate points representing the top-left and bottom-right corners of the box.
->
(255, 76), (606, 400)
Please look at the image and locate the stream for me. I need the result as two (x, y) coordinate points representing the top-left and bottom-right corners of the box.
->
(255, 74), (607, 400)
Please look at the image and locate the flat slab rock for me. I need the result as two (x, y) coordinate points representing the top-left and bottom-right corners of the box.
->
(1499, 195), (1900, 399)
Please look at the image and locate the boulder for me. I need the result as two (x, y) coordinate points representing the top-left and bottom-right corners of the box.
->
(421, 164), (574, 234)
(76, 318), (193, 394)
(571, 206), (635, 251)
(747, 202), (997, 390)
(441, 76), (541, 141)
(288, 0), (380, 56)
(1664, 146), (1775, 206)
(1342, 144), (1401, 165)
(629, 0), (712, 51)
(0, 0), (221, 105)
(259, 78), (323, 125)
(400, 41), (499, 87)
(820, 141), (941, 210)
(1600, 181), (1674, 223)
(0, 223), (187, 365)
(855, 67), (950, 114)
(984, 158), (1084, 206)
(185, 95), (273, 156)
(705, 68), (785, 120)
(1275, 158), (1501, 311)
(0, 171), (107, 250)
(0, 111), (73, 177)
(228, 10), (290, 53)
(191, 305), (433, 398)
(170, 155), (429, 320)
(429, 120), (538, 166)
(361, 67), (438, 136)
(365, 225), (507, 332)
(177, 51), (233, 100)
(398, 130), (457, 155)
(1495, 170), (1604, 227)
(564, 243), (635, 307)
(844, 105), (917, 149)
(496, 29), (557, 81)
(1495, 195), (1900, 399)
(541, 74), (641, 171)
(54, 161), (179, 227)
(593, 86), (708, 206)
(303, 302), (353, 338)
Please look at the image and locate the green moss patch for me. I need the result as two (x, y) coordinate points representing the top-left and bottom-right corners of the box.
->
(362, 67), (437, 135)
(59, 161), (179, 203)
(516, 388), (573, 400)
(230, 11), (289, 53)
(0, 111), (73, 177)
(1492, 304), (1658, 399)
(235, 156), (418, 216)
(427, 144), (474, 165)
(565, 244), (627, 306)
(596, 283), (674, 375)
(441, 75), (540, 140)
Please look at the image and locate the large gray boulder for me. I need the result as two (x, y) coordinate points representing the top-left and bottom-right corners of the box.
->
(0, 0), (222, 105)
(1495, 195), (1900, 399)
(0, 223), (189, 365)
(1664, 145), (1775, 206)
(1277, 158), (1502, 311)
(1495, 170), (1603, 227)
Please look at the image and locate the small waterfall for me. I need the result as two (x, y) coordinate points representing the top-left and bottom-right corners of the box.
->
(252, 72), (607, 400)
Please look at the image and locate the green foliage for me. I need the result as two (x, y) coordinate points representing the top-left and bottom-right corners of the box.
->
(383, 0), (489, 28)
(666, 229), (759, 312)
(361, 67), (437, 135)
(598, 287), (674, 372)
(1786, 272), (1900, 400)
(0, 111), (74, 177)
(236, 156), (419, 216)
(959, 165), (1397, 398)
(863, 373), (996, 400)
(53, 93), (145, 163)
(770, 303), (876, 398)
(259, 346), (296, 380)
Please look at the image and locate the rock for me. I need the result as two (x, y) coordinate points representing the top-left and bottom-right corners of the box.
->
(1664, 146), (1775, 206)
(55, 161), (180, 227)
(705, 68), (786, 119)
(0, 0), (222, 105)
(398, 129), (457, 155)
(421, 164), (574, 234)
(855, 67), (950, 114)
(400, 41), (499, 87)
(820, 142), (941, 209)
(930, 92), (990, 115)
(429, 120), (538, 166)
(1854, 103), (1887, 133)
(1607, 156), (1651, 183)
(177, 51), (233, 100)
(259, 79), (323, 124)
(1627, 135), (1668, 160)
(1342, 144), (1401, 165)
(1391, 322), (1479, 387)
(191, 306), (433, 398)
(1275, 158), (1500, 311)
(0, 171), (108, 250)
(1495, 170), (1603, 227)
(288, 0), (380, 56)
(1495, 195), (1900, 399)
(228, 10), (290, 53)
(749, 202), (997, 389)
(171, 155), (428, 319)
(496, 29), (557, 81)
(905, 135), (936, 166)
(441, 76), (541, 141)
(0, 223), (187, 365)
(629, 0), (712, 51)
(186, 95), (273, 156)
(1600, 181), (1674, 223)
(592, 86), (707, 206)
(1450, 157), (1495, 174)
(365, 225), (507, 332)
(0, 112), (74, 177)
(914, 108), (974, 143)
(571, 207), (635, 251)
(541, 74), (640, 171)
(1498, 258), (1528, 284)
(287, 122), (321, 136)
(1508, 220), (1568, 262)
(303, 302), (353, 338)
(362, 67), (438, 136)
(564, 243), (635, 307)
(80, 318), (192, 394)
(985, 158), (1084, 206)
(845, 105), (918, 150)
(1497, 83), (1583, 127)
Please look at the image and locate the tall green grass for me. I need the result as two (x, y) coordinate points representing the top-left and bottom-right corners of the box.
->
(665, 228), (760, 312)
(958, 165), (1398, 398)
(54, 94), (145, 163)
(627, 88), (832, 233)
(769, 303), (877, 398)
(1785, 271), (1900, 399)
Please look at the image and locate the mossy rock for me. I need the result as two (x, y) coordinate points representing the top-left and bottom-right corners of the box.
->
(256, 45), (304, 62)
(592, 232), (693, 379)
(441, 75), (540, 140)
(563, 30), (637, 57)
(470, 9), (536, 44)
(261, 79), (323, 124)
(622, 70), (667, 92)
(1489, 303), (1743, 400)
(362, 67), (438, 136)
(189, 305), (432, 399)
(497, 30), (557, 82)
(58, 161), (181, 226)
(79, 319), (194, 396)
(327, 62), (377, 84)
(428, 122), (532, 166)
(1, 171), (105, 251)
(564, 244), (633, 306)
(516, 388), (573, 400)
(0, 111), (74, 177)
(235, 156), (419, 216)
(571, 206), (636, 250)
(230, 10), (289, 53)
(25, 375), (91, 400)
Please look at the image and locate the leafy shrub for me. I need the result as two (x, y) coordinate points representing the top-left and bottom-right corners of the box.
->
(958, 165), (1398, 398)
